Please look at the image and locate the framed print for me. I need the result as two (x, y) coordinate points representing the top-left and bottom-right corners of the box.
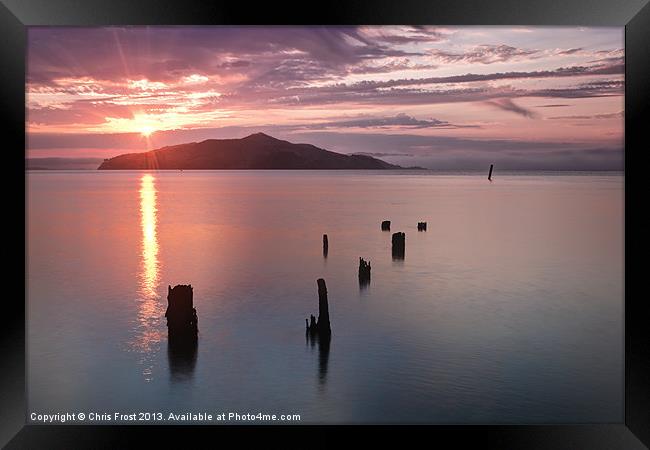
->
(2, 0), (648, 447)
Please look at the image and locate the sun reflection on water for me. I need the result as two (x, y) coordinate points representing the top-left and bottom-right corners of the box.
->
(131, 173), (164, 381)
(141, 174), (160, 297)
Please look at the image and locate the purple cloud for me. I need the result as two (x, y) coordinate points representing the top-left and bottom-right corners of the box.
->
(485, 98), (540, 118)
(557, 47), (584, 55)
(429, 44), (539, 64)
(300, 113), (472, 130)
(548, 111), (624, 120)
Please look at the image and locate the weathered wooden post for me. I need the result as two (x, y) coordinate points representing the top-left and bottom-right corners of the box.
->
(417, 222), (427, 231)
(306, 278), (331, 336)
(323, 234), (328, 257)
(358, 257), (371, 284)
(488, 164), (494, 181)
(305, 279), (332, 383)
(392, 232), (405, 259)
(165, 284), (198, 343)
(381, 220), (391, 231)
(316, 278), (331, 335)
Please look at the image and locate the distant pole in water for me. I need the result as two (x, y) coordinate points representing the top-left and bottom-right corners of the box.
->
(323, 234), (328, 257)
(381, 220), (391, 231)
(488, 164), (494, 181)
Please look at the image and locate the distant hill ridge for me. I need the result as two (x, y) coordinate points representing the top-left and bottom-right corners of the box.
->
(98, 133), (401, 170)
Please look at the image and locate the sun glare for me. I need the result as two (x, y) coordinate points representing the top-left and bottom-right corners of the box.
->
(140, 125), (155, 137)
(104, 113), (161, 137)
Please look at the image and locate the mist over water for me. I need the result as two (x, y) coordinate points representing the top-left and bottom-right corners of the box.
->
(27, 170), (623, 423)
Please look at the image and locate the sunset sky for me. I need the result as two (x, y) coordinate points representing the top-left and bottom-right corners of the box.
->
(27, 26), (624, 169)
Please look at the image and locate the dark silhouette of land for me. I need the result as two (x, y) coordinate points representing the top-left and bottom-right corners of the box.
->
(98, 133), (402, 170)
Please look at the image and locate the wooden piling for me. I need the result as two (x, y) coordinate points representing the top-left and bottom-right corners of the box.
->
(317, 278), (331, 334)
(306, 278), (331, 336)
(392, 232), (405, 259)
(358, 257), (371, 283)
(381, 220), (391, 231)
(165, 284), (198, 343)
(488, 164), (494, 181)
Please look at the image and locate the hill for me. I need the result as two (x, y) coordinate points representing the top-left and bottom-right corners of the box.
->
(97, 133), (401, 170)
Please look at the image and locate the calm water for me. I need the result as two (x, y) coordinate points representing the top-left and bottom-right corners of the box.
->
(27, 170), (624, 424)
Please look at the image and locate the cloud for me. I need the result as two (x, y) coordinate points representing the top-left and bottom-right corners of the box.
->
(27, 26), (422, 86)
(429, 44), (540, 64)
(484, 98), (540, 118)
(347, 59), (438, 74)
(542, 47), (624, 60)
(352, 152), (415, 157)
(532, 79), (623, 99)
(230, 61), (624, 108)
(27, 27), (624, 130)
(299, 113), (474, 130)
(358, 26), (449, 45)
(557, 47), (584, 55)
(548, 111), (624, 120)
(27, 63), (624, 135)
(224, 75), (623, 110)
(339, 61), (624, 90)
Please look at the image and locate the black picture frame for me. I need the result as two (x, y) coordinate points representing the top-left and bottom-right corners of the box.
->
(2, 0), (647, 447)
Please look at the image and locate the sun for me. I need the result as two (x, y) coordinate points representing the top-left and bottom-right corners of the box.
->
(140, 125), (155, 137)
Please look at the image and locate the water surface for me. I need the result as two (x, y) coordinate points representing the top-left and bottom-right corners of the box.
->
(27, 170), (624, 423)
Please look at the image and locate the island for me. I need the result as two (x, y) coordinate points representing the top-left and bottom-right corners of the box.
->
(97, 133), (402, 170)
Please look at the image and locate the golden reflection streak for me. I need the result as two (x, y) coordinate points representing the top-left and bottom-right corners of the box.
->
(140, 174), (159, 298)
(132, 173), (164, 381)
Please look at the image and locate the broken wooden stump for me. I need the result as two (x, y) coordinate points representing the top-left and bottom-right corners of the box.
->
(418, 222), (427, 231)
(323, 234), (328, 257)
(358, 257), (371, 285)
(392, 232), (405, 259)
(306, 278), (331, 336)
(165, 284), (198, 344)
(381, 220), (391, 231)
(306, 279), (332, 382)
(488, 164), (494, 181)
